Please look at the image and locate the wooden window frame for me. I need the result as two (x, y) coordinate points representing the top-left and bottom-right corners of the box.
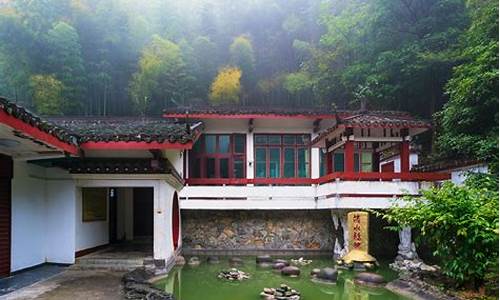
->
(190, 134), (246, 179)
(253, 133), (311, 179)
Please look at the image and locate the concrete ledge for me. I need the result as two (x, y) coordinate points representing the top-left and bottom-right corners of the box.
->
(182, 248), (332, 257)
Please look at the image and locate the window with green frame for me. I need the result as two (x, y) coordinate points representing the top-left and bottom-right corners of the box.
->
(254, 134), (310, 179)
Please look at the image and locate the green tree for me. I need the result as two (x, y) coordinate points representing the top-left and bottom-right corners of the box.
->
(209, 66), (241, 105)
(30, 74), (65, 115)
(229, 35), (256, 93)
(377, 174), (499, 288)
(129, 35), (190, 114)
(436, 0), (499, 167)
(45, 21), (86, 114)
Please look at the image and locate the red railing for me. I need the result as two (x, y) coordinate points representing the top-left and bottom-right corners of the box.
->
(185, 171), (451, 186)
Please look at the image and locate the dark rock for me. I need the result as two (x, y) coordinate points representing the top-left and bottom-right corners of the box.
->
(317, 267), (338, 282)
(257, 262), (272, 268)
(122, 268), (175, 300)
(207, 256), (220, 264)
(272, 262), (287, 270)
(256, 255), (273, 264)
(281, 266), (300, 277)
(273, 259), (290, 266)
(353, 262), (366, 272)
(354, 272), (386, 286)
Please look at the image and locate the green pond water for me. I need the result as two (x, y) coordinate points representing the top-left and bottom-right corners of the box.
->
(154, 256), (409, 300)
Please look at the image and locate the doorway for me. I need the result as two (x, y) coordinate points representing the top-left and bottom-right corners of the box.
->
(0, 154), (12, 278)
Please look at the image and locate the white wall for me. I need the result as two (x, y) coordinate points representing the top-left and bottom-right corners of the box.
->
(75, 187), (109, 252)
(11, 162), (46, 271)
(451, 164), (489, 185)
(380, 153), (419, 172)
(45, 177), (76, 264)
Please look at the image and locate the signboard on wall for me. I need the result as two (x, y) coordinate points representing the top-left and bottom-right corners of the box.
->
(82, 188), (107, 222)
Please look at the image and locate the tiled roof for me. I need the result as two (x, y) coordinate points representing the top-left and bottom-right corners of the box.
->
(164, 105), (338, 117)
(0, 97), (78, 146)
(30, 157), (184, 181)
(339, 112), (431, 128)
(48, 117), (201, 144)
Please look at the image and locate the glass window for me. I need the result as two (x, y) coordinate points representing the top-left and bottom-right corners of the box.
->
(205, 135), (216, 154)
(297, 135), (309, 145)
(320, 151), (326, 176)
(220, 158), (229, 178)
(283, 135), (295, 145)
(284, 148), (295, 178)
(206, 158), (216, 178)
(191, 158), (200, 178)
(255, 135), (267, 145)
(234, 157), (244, 178)
(255, 148), (267, 178)
(333, 153), (344, 172)
(298, 148), (309, 177)
(361, 152), (373, 172)
(354, 153), (360, 172)
(268, 135), (281, 144)
(219, 135), (230, 153)
(234, 134), (245, 153)
(269, 148), (280, 178)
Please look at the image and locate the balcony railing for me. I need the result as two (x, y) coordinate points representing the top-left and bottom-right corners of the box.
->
(185, 171), (450, 186)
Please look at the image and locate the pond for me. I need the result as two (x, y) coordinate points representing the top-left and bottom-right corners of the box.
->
(154, 256), (409, 300)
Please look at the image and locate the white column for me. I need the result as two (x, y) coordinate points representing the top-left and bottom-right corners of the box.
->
(311, 148), (320, 179)
(153, 181), (175, 261)
(331, 210), (349, 259)
(246, 132), (254, 181)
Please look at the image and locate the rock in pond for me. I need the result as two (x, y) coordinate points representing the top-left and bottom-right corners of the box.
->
(256, 255), (273, 264)
(273, 259), (290, 266)
(260, 284), (300, 300)
(217, 268), (250, 281)
(175, 255), (186, 266)
(316, 267), (338, 283)
(354, 272), (386, 286)
(188, 257), (200, 266)
(272, 262), (287, 270)
(207, 256), (220, 264)
(281, 266), (300, 277)
(291, 257), (312, 266)
(310, 268), (321, 276)
(229, 257), (244, 266)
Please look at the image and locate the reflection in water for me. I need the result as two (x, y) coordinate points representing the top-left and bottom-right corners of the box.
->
(155, 257), (407, 300)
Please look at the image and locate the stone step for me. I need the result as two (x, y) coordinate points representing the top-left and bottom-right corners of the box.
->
(76, 258), (145, 265)
(70, 263), (142, 272)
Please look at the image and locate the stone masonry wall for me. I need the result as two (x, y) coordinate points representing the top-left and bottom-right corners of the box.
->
(181, 210), (334, 251)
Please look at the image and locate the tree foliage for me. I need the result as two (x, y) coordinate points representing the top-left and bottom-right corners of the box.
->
(209, 67), (241, 105)
(30, 74), (65, 115)
(378, 174), (499, 287)
(435, 0), (499, 167)
(129, 35), (190, 114)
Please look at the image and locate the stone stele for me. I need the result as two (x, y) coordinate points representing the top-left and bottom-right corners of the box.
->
(342, 211), (377, 264)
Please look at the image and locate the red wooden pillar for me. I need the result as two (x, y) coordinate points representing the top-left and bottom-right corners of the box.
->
(400, 141), (410, 173)
(344, 141), (355, 172)
(326, 151), (333, 174)
(0, 154), (12, 278)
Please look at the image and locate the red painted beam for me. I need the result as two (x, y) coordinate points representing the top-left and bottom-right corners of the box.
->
(400, 141), (410, 173)
(81, 140), (195, 150)
(0, 110), (78, 155)
(164, 113), (338, 120)
(344, 141), (355, 172)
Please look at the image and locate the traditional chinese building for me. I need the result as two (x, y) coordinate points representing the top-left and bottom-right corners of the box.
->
(0, 97), (451, 277)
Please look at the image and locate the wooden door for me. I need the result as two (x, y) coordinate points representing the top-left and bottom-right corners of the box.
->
(0, 154), (12, 278)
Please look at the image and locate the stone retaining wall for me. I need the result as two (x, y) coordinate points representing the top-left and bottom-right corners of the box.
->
(181, 210), (334, 251)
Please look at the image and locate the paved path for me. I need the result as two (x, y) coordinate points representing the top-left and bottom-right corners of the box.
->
(0, 269), (125, 300)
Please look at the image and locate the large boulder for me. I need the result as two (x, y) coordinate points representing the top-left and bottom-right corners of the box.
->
(317, 267), (338, 282)
(272, 262), (287, 270)
(281, 266), (301, 277)
(354, 272), (386, 286)
(273, 259), (290, 266)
